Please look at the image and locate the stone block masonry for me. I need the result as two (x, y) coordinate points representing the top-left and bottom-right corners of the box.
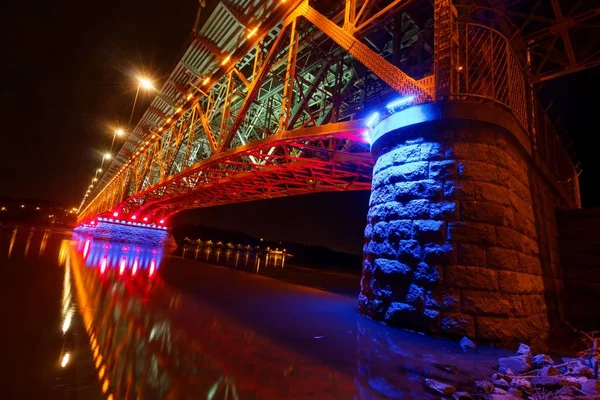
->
(359, 103), (577, 343)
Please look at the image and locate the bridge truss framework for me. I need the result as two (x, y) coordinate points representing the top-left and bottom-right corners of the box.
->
(78, 0), (596, 223)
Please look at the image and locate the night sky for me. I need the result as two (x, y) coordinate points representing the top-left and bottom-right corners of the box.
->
(1, 1), (599, 255)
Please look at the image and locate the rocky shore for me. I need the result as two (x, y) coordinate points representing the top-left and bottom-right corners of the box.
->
(425, 338), (600, 399)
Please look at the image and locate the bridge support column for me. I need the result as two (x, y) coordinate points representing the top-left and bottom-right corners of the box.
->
(358, 102), (571, 343)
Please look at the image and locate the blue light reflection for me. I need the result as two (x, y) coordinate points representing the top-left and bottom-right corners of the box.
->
(74, 235), (163, 277)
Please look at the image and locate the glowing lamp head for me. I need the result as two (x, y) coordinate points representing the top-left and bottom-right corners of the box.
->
(139, 77), (154, 90)
(159, 219), (164, 224)
(143, 217), (148, 222)
(112, 211), (119, 217)
(97, 168), (102, 173)
(90, 220), (95, 225)
(115, 128), (124, 136)
(131, 215), (137, 220)
(104, 153), (111, 160)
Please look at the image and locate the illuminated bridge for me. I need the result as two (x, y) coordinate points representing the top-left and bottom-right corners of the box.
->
(76, 0), (598, 342)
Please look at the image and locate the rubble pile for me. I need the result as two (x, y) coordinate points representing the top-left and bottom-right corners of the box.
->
(425, 334), (600, 399)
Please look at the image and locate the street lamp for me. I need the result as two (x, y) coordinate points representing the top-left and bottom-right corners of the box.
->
(110, 128), (125, 154)
(139, 78), (154, 90)
(129, 76), (155, 127)
(100, 152), (111, 170)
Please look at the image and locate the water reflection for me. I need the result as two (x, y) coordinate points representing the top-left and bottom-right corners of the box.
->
(68, 237), (365, 399)
(39, 230), (50, 256)
(68, 237), (514, 399)
(76, 236), (164, 278)
(181, 242), (287, 272)
(24, 230), (33, 256)
(69, 236), (171, 399)
(7, 228), (17, 258)
(59, 239), (74, 371)
(0, 228), (512, 398)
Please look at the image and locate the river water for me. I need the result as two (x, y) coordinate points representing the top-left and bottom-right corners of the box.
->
(0, 225), (510, 399)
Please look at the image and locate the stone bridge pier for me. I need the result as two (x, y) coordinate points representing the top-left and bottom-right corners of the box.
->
(359, 102), (578, 343)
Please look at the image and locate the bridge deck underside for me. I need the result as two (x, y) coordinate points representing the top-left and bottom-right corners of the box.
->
(88, 121), (374, 220)
(127, 124), (374, 219)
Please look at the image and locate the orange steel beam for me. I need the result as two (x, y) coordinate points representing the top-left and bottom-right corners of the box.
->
(82, 120), (371, 221)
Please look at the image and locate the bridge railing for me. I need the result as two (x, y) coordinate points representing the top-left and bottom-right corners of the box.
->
(532, 98), (582, 206)
(448, 22), (581, 206)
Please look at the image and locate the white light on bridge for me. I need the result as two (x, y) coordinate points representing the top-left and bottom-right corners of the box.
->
(366, 112), (380, 129)
(247, 27), (258, 39)
(386, 95), (415, 111)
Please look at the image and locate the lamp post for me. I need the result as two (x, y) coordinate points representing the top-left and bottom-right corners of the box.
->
(100, 152), (111, 170)
(110, 128), (124, 154)
(129, 77), (155, 127)
(83, 76), (154, 210)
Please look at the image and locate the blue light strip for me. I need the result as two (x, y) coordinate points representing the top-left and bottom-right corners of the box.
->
(366, 111), (380, 128)
(386, 95), (415, 110)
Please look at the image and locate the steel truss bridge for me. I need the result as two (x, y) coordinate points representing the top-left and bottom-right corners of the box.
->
(78, 0), (598, 223)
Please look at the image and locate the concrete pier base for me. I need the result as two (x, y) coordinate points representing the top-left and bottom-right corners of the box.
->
(359, 102), (577, 343)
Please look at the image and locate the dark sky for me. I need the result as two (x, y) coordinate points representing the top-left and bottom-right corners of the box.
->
(1, 1), (598, 255)
(0, 0), (198, 203)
